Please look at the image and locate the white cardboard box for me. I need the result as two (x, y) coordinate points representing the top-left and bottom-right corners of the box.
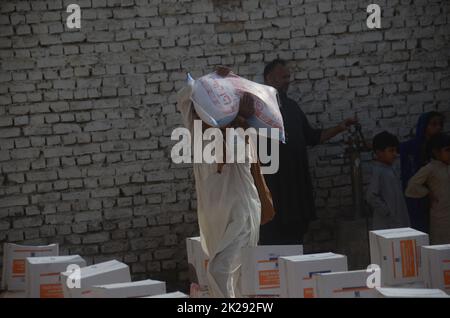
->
(369, 227), (429, 286)
(279, 252), (348, 298)
(240, 245), (303, 296)
(186, 237), (208, 288)
(144, 291), (189, 298)
(0, 291), (26, 298)
(60, 260), (131, 298)
(315, 270), (379, 298)
(1, 243), (58, 291)
(421, 244), (450, 294)
(90, 279), (166, 298)
(25, 255), (86, 298)
(386, 281), (425, 288)
(376, 287), (449, 298)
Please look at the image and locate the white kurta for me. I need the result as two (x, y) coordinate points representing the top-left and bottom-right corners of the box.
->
(176, 85), (261, 298)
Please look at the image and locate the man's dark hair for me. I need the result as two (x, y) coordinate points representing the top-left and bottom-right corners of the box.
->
(372, 131), (399, 151)
(427, 133), (450, 159)
(263, 59), (287, 80)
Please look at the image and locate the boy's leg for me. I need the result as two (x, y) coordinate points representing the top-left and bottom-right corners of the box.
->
(207, 225), (253, 298)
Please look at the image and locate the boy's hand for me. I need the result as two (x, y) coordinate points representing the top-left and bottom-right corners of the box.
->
(216, 66), (231, 77)
(238, 92), (255, 119)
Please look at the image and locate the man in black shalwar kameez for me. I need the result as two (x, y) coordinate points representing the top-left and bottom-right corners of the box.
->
(259, 59), (357, 245)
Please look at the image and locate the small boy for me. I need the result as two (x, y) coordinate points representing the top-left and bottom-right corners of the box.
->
(367, 131), (411, 230)
(406, 133), (450, 244)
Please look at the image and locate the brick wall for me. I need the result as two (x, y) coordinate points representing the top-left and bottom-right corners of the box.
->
(0, 0), (449, 291)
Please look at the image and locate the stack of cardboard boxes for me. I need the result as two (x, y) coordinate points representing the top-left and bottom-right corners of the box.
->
(26, 255), (86, 298)
(185, 227), (449, 298)
(186, 237), (303, 298)
(1, 243), (59, 294)
(368, 227), (449, 297)
(0, 244), (175, 298)
(1, 227), (449, 298)
(60, 259), (131, 298)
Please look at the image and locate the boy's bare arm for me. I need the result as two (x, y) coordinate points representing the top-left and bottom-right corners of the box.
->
(214, 67), (256, 173)
(229, 92), (254, 129)
(217, 93), (255, 173)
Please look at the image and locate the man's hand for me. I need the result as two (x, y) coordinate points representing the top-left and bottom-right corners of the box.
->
(216, 65), (231, 77)
(338, 117), (358, 132)
(320, 117), (359, 143)
(238, 92), (255, 119)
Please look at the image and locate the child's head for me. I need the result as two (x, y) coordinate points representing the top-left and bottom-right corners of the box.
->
(372, 131), (399, 165)
(428, 134), (450, 164)
(425, 111), (444, 139)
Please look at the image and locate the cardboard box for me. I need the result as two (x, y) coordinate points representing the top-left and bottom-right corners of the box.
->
(421, 244), (450, 294)
(279, 252), (348, 298)
(1, 243), (58, 291)
(240, 245), (303, 296)
(245, 295), (279, 298)
(60, 260), (131, 298)
(386, 281), (425, 288)
(315, 270), (379, 298)
(369, 227), (429, 286)
(0, 291), (26, 298)
(90, 279), (166, 298)
(25, 255), (86, 298)
(186, 237), (209, 288)
(144, 291), (189, 298)
(376, 287), (449, 298)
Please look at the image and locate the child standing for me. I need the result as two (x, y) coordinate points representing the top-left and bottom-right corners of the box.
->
(406, 134), (450, 244)
(367, 131), (411, 230)
(400, 112), (444, 232)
